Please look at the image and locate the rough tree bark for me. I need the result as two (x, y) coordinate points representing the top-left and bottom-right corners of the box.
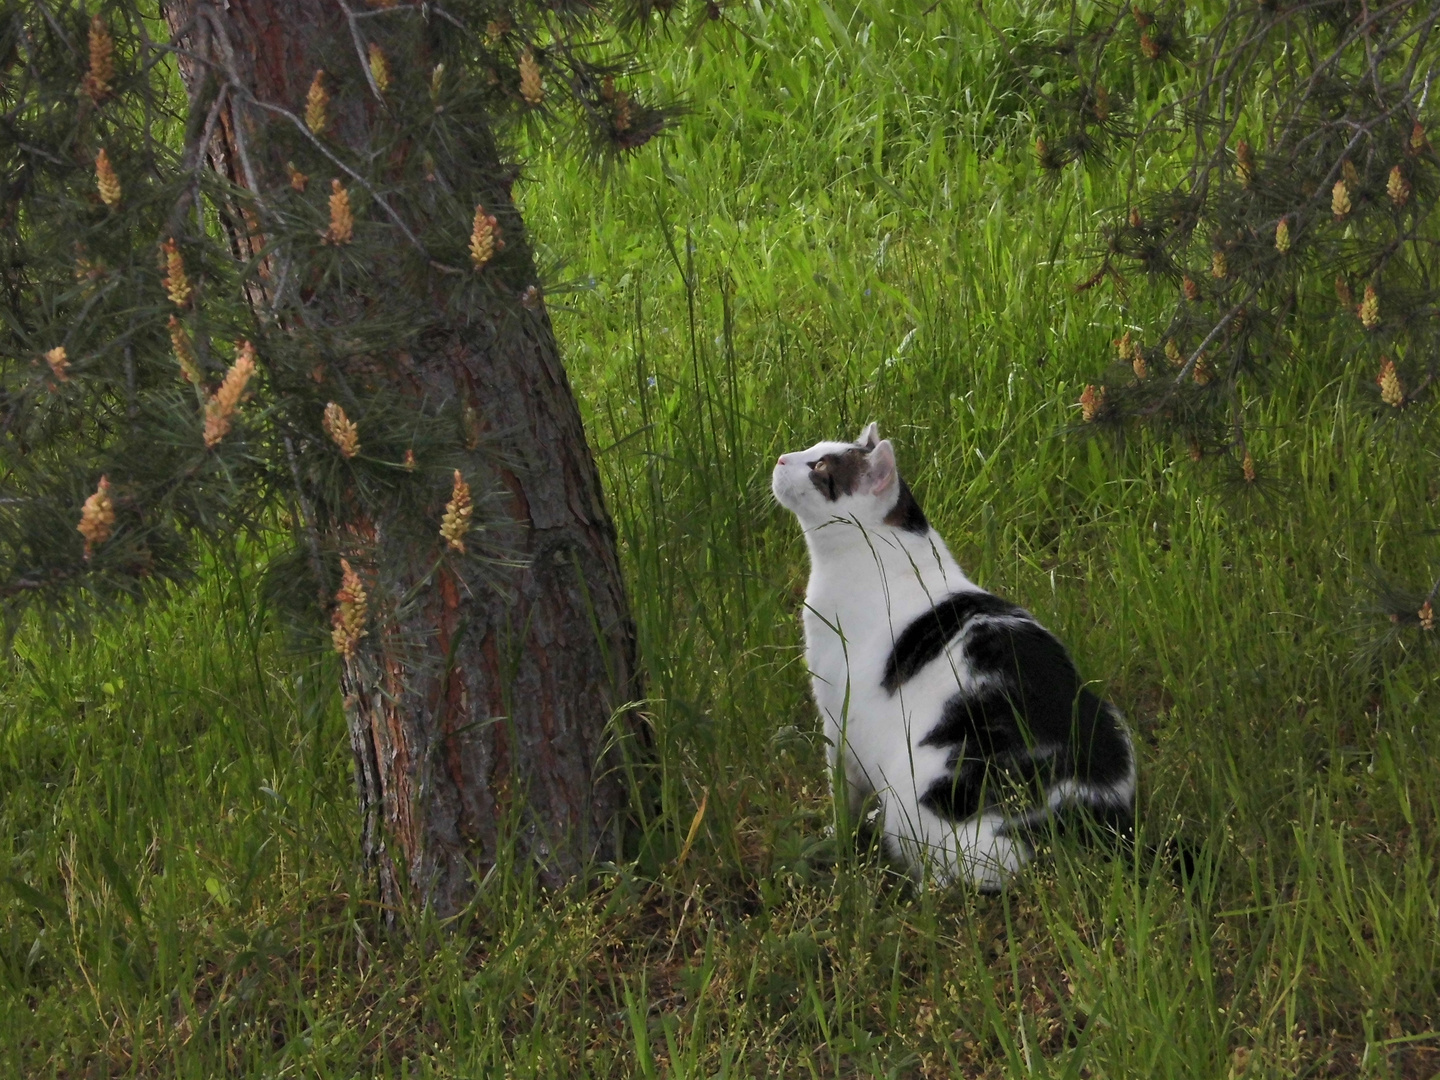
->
(164, 0), (639, 918)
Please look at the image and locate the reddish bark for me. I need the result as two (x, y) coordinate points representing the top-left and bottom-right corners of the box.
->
(165, 0), (639, 917)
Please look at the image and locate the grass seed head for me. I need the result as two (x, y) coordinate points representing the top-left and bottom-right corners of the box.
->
(1133, 349), (1148, 381)
(1242, 451), (1256, 483)
(1420, 600), (1435, 631)
(306, 70), (329, 134)
(1358, 284), (1379, 329)
(95, 148), (121, 208)
(1193, 354), (1214, 385)
(323, 402), (361, 458)
(1342, 158), (1360, 188)
(1275, 217), (1290, 253)
(403, 449), (416, 471)
(287, 162), (309, 191)
(441, 470), (474, 553)
(519, 50), (544, 105)
(1387, 165), (1410, 207)
(45, 346), (69, 382)
(1165, 338), (1182, 366)
(83, 15), (114, 103)
(204, 341), (257, 448)
(469, 204), (504, 269)
(1183, 276), (1200, 300)
(77, 476), (115, 559)
(331, 559), (368, 659)
(1410, 121), (1428, 154)
(1210, 251), (1227, 279)
(161, 238), (192, 307)
(323, 180), (354, 245)
(1078, 384), (1104, 422)
(1377, 357), (1403, 406)
(1335, 275), (1353, 307)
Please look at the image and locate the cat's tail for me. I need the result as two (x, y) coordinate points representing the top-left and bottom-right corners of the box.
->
(998, 799), (1200, 885)
(996, 787), (1134, 853)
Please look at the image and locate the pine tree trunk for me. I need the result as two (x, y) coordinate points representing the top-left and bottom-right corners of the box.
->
(165, 0), (639, 917)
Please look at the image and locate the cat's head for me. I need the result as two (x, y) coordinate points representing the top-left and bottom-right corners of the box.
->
(772, 422), (923, 532)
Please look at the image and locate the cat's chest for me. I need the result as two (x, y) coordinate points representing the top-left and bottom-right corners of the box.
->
(801, 583), (922, 691)
(798, 536), (970, 701)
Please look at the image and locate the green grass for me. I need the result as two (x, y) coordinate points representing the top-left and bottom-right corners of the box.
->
(4, 0), (1439, 1076)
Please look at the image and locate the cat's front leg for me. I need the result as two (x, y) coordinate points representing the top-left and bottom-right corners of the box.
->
(823, 718), (875, 828)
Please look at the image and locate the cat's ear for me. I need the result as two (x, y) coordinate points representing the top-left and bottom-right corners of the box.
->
(856, 421), (880, 450)
(865, 439), (897, 495)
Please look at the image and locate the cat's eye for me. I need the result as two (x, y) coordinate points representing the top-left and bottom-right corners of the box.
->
(810, 459), (828, 472)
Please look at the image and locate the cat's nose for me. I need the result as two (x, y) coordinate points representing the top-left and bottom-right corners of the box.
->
(777, 455), (787, 465)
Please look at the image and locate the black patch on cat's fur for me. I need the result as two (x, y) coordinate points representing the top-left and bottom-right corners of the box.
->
(916, 687), (1056, 820)
(883, 476), (929, 534)
(912, 610), (1135, 832)
(809, 448), (869, 502)
(882, 590), (1019, 693)
(962, 619), (1131, 789)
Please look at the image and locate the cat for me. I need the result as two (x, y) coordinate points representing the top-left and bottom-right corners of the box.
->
(772, 422), (1135, 889)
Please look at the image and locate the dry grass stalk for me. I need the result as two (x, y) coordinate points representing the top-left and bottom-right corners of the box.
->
(331, 559), (368, 659)
(1331, 179), (1351, 220)
(323, 180), (354, 244)
(161, 238), (192, 307)
(78, 476), (115, 558)
(95, 149), (121, 208)
(368, 44), (390, 95)
(519, 50), (544, 105)
(1387, 165), (1410, 207)
(45, 346), (69, 382)
(1235, 139), (1253, 187)
(1358, 285), (1380, 330)
(1377, 357), (1404, 407)
(168, 317), (202, 383)
(469, 205), (503, 269)
(323, 402), (361, 458)
(83, 15), (114, 103)
(441, 470), (474, 553)
(306, 70), (329, 134)
(203, 341), (257, 448)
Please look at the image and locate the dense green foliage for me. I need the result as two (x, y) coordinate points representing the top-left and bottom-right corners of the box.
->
(0, 0), (671, 629)
(3, 0), (1438, 1076)
(1016, 0), (1440, 531)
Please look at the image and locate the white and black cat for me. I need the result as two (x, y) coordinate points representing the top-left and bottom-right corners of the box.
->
(772, 422), (1135, 889)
